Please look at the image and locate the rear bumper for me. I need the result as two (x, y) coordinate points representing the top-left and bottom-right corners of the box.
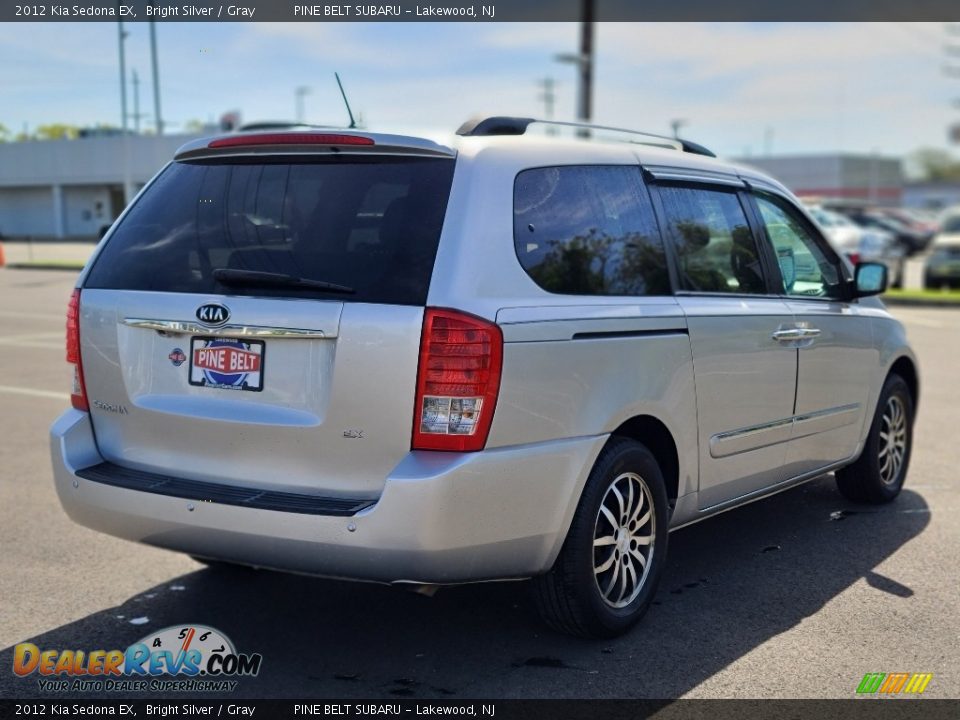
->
(50, 410), (605, 584)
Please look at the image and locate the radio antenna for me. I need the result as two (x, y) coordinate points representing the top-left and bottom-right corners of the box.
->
(334, 72), (357, 129)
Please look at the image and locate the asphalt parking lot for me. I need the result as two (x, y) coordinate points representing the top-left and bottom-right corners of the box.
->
(0, 267), (957, 700)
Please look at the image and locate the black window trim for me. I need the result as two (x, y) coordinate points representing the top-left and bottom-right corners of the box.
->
(743, 186), (855, 304)
(645, 175), (785, 300)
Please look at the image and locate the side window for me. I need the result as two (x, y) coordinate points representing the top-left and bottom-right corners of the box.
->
(754, 193), (843, 298)
(658, 185), (767, 294)
(513, 166), (670, 296)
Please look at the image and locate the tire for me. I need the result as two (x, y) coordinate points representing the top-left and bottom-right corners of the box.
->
(835, 374), (913, 504)
(533, 438), (669, 638)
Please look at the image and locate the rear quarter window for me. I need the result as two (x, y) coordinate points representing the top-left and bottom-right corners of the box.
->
(513, 165), (671, 296)
(84, 157), (456, 305)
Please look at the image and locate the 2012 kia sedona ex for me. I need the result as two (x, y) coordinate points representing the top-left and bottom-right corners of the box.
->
(50, 118), (918, 638)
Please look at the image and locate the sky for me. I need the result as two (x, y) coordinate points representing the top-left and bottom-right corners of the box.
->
(1, 22), (958, 159)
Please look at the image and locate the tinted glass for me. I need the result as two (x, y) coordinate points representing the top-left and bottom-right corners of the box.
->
(85, 158), (456, 305)
(658, 186), (767, 294)
(754, 193), (844, 299)
(513, 166), (670, 296)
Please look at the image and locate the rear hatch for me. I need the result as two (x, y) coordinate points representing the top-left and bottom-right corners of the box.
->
(79, 141), (456, 499)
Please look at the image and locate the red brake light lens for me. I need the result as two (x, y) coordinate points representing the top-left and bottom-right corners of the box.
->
(412, 308), (503, 452)
(208, 133), (375, 149)
(66, 289), (88, 411)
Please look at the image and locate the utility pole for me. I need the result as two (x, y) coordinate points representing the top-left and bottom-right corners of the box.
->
(132, 70), (141, 133)
(149, 15), (164, 135)
(118, 19), (133, 204)
(118, 21), (128, 133)
(538, 77), (556, 133)
(554, 0), (594, 137)
(763, 126), (774, 156)
(295, 86), (311, 123)
(578, 0), (594, 130)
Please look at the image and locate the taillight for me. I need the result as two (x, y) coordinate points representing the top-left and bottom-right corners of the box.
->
(847, 252), (861, 265)
(66, 289), (88, 411)
(208, 133), (375, 149)
(412, 308), (503, 452)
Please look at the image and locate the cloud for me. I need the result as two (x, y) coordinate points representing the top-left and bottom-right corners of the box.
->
(0, 22), (953, 156)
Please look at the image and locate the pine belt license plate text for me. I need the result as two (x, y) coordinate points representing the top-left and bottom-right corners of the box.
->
(189, 337), (265, 392)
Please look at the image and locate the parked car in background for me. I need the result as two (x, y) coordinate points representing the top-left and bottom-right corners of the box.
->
(807, 206), (904, 288)
(874, 207), (939, 238)
(822, 202), (932, 256)
(924, 209), (960, 289)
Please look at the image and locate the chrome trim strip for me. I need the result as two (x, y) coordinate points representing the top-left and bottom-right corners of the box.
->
(710, 417), (794, 458)
(791, 403), (860, 440)
(710, 403), (861, 459)
(122, 318), (327, 339)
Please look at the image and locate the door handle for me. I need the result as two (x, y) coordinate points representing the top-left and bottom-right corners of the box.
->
(772, 326), (821, 344)
(772, 328), (804, 342)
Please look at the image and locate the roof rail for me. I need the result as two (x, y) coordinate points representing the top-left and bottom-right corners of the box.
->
(455, 116), (716, 158)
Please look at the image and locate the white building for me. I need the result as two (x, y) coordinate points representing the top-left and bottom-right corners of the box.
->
(731, 154), (904, 205)
(0, 133), (202, 239)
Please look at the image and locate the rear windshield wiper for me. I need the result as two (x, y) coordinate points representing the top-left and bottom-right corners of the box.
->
(212, 268), (355, 294)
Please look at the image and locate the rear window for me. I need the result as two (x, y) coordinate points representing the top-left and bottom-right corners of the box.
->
(84, 157), (456, 305)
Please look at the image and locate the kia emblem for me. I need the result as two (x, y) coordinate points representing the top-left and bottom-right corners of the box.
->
(196, 303), (230, 326)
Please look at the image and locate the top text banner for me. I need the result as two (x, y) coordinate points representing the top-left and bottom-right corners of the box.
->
(4, 0), (960, 22)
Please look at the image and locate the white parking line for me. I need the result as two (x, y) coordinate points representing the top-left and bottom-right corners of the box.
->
(898, 316), (944, 329)
(0, 385), (69, 401)
(0, 310), (63, 321)
(0, 331), (64, 350)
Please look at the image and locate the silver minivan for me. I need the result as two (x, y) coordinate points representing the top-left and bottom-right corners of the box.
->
(50, 118), (918, 638)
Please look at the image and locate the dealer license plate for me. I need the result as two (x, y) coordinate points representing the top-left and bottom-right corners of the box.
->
(189, 337), (265, 392)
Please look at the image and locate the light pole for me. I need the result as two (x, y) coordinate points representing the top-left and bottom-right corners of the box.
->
(295, 86), (311, 124)
(554, 0), (594, 135)
(149, 15), (164, 135)
(118, 21), (128, 133)
(117, 20), (133, 205)
(670, 119), (687, 139)
(132, 69), (141, 133)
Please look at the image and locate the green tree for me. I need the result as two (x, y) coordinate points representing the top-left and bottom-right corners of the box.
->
(0, 123), (9, 142)
(34, 123), (79, 140)
(907, 147), (960, 182)
(529, 228), (671, 296)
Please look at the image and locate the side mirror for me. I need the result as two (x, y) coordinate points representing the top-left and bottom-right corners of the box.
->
(854, 262), (887, 298)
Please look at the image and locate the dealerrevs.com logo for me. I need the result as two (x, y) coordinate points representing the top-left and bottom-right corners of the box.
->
(856, 672), (934, 696)
(12, 625), (262, 693)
